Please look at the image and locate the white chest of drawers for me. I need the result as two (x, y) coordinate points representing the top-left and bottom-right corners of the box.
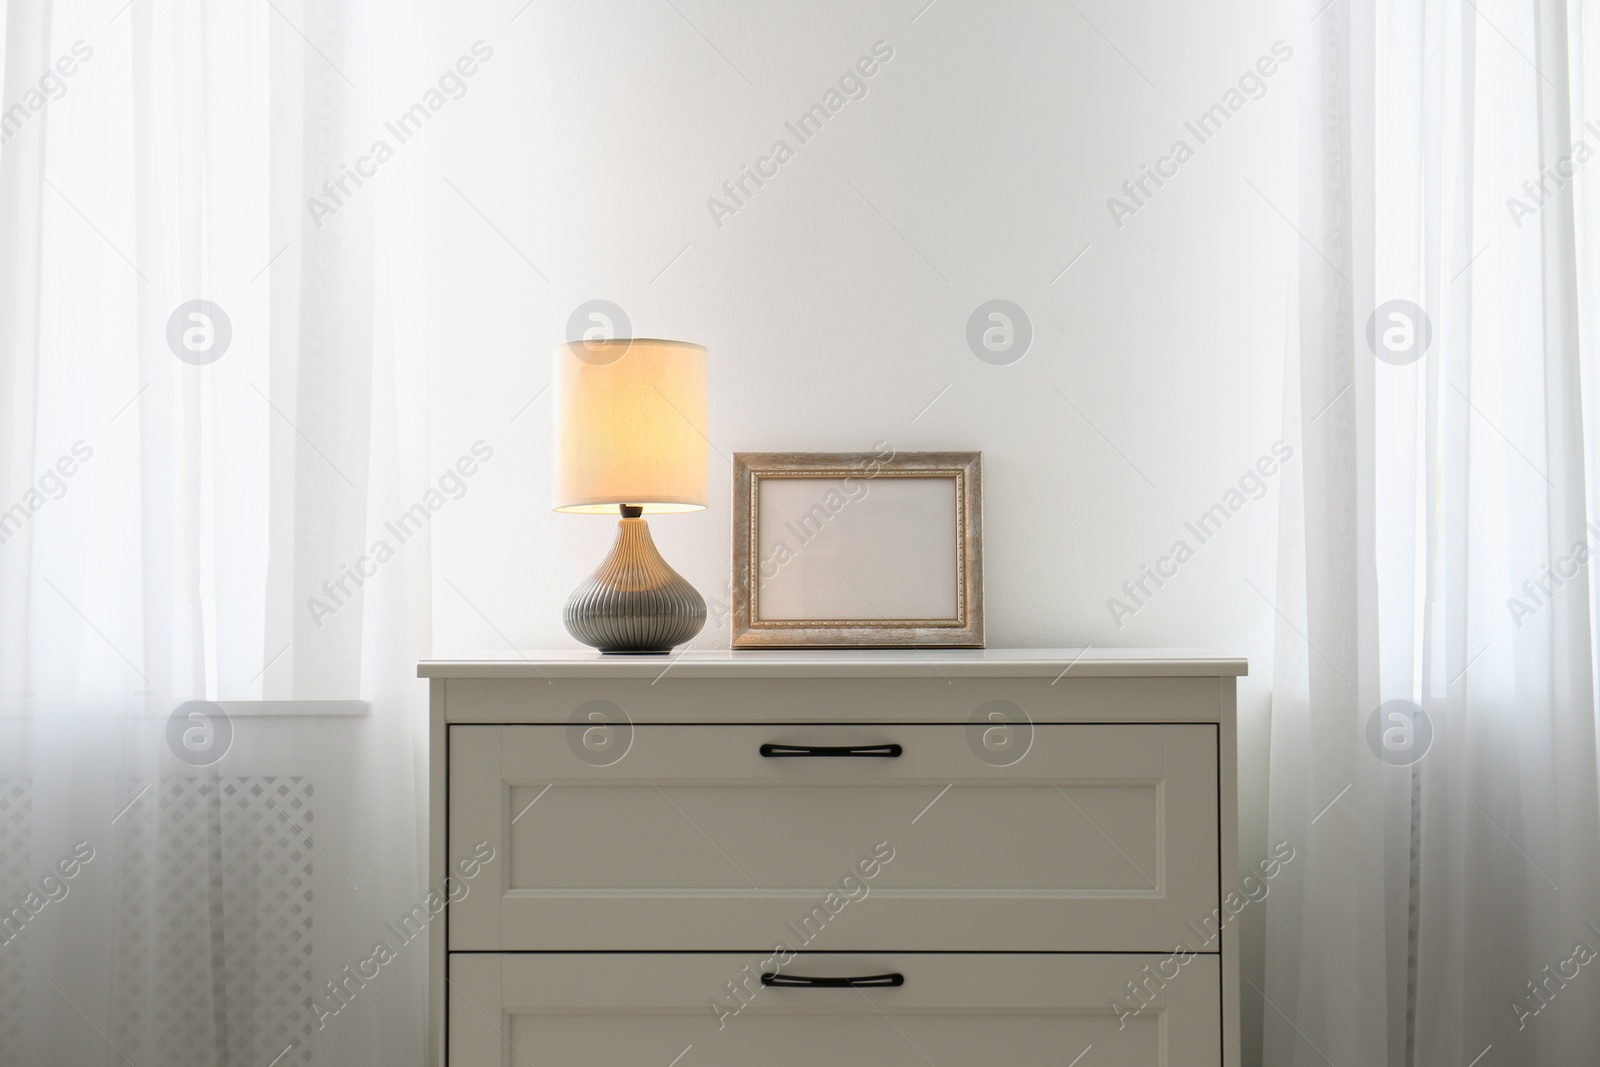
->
(421, 649), (1245, 1067)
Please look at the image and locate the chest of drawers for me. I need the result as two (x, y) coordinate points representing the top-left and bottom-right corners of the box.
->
(421, 649), (1244, 1067)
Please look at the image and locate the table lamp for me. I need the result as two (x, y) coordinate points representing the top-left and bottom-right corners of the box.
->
(553, 338), (709, 653)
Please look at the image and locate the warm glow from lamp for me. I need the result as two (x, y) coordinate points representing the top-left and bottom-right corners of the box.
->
(553, 339), (708, 514)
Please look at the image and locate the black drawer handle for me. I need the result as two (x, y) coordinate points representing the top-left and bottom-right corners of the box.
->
(761, 972), (905, 988)
(759, 743), (903, 758)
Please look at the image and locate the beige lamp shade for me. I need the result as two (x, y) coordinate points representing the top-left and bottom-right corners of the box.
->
(553, 338), (708, 514)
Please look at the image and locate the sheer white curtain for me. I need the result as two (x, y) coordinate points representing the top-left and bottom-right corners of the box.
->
(1267, 1), (1600, 1064)
(1, 2), (432, 1065)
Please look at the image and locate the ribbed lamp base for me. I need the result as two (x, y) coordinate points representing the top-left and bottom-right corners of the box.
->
(564, 516), (707, 653)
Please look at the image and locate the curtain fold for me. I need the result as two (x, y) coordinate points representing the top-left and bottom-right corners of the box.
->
(1, 2), (432, 1064)
(1268, 1), (1600, 1064)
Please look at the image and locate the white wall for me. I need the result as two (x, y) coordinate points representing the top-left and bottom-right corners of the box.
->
(417, 0), (1292, 1058)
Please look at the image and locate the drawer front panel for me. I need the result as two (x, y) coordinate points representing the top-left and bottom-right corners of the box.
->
(449, 952), (1221, 1067)
(449, 723), (1218, 951)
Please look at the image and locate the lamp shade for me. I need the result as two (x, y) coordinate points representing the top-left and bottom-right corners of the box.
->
(553, 338), (708, 514)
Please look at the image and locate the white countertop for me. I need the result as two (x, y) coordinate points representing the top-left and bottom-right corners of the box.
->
(418, 648), (1247, 679)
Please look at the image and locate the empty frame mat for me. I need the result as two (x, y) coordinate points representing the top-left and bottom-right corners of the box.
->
(756, 474), (958, 621)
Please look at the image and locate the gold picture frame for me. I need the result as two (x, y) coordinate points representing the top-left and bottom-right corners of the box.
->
(731, 450), (984, 648)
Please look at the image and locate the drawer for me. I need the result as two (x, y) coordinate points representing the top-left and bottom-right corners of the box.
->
(449, 723), (1218, 951)
(448, 951), (1222, 1066)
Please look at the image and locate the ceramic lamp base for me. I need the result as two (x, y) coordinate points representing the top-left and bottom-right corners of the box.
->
(563, 511), (706, 653)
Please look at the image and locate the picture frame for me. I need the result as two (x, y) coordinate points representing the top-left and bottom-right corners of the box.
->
(731, 449), (983, 648)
